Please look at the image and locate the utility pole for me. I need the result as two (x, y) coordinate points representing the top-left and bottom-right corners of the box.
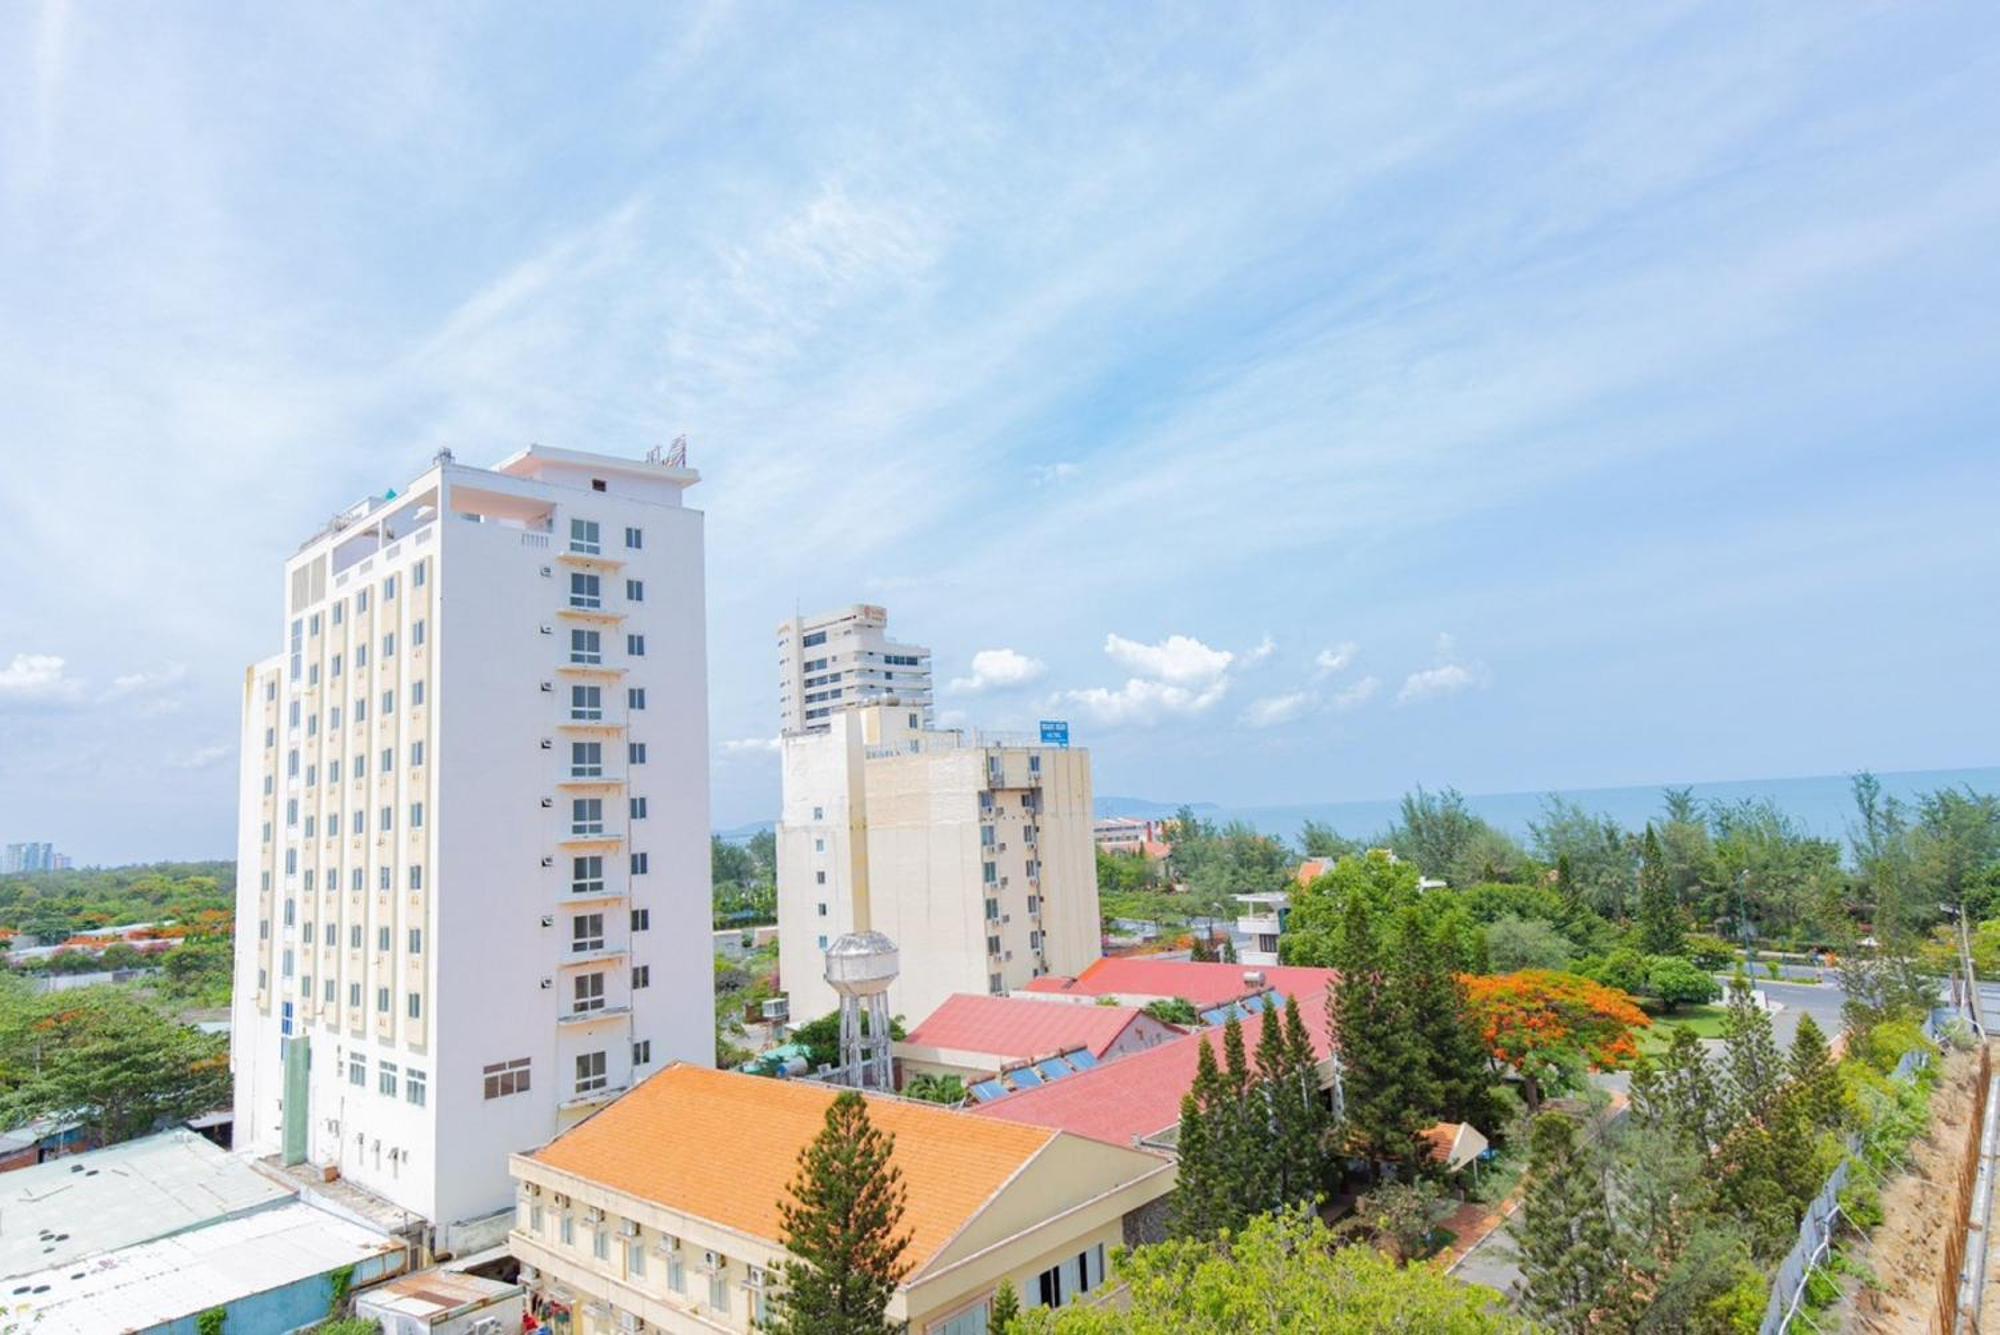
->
(1956, 905), (1987, 1037)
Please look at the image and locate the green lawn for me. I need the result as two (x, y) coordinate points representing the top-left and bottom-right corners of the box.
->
(1637, 1004), (1729, 1054)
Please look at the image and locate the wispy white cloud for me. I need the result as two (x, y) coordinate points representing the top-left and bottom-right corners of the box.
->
(1333, 676), (1381, 711)
(0, 653), (83, 706)
(168, 742), (232, 770)
(949, 647), (1046, 693)
(1244, 690), (1315, 729)
(1397, 635), (1490, 705)
(720, 736), (782, 756)
(1061, 632), (1253, 726)
(1314, 643), (1358, 676)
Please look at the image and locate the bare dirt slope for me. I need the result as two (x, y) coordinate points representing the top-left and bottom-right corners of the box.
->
(1842, 1044), (1980, 1333)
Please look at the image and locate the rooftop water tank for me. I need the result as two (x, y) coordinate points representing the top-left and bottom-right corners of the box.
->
(824, 931), (899, 997)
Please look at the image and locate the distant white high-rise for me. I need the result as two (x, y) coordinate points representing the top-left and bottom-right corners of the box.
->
(231, 446), (715, 1250)
(1, 843), (57, 875)
(776, 605), (931, 736)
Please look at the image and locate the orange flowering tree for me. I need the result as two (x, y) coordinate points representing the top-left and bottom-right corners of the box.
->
(1464, 970), (1650, 1111)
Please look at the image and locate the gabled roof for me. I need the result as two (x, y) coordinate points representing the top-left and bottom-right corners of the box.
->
(1021, 957), (1336, 1009)
(525, 1065), (1057, 1272)
(903, 994), (1157, 1061)
(969, 988), (1336, 1148)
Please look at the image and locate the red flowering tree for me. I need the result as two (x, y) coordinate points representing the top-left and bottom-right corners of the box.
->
(1464, 970), (1650, 1111)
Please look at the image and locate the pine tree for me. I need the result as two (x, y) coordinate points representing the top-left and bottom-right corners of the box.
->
(768, 1092), (912, 1335)
(1787, 1014), (1843, 1132)
(1516, 1114), (1622, 1335)
(1720, 974), (1784, 1127)
(1630, 1024), (1721, 1150)
(1170, 1044), (1231, 1239)
(1329, 896), (1431, 1170)
(1217, 1015), (1263, 1219)
(988, 1277), (1021, 1333)
(1393, 906), (1492, 1131)
(1255, 995), (1330, 1210)
(1637, 825), (1683, 957)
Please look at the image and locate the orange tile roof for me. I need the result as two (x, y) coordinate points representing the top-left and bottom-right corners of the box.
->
(527, 1064), (1056, 1272)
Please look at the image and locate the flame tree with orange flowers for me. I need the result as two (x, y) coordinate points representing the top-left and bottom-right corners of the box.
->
(1463, 970), (1650, 1111)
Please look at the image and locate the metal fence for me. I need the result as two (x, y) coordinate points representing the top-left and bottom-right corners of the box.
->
(1760, 1010), (1950, 1334)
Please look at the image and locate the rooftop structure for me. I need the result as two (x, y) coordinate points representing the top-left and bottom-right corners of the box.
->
(1234, 891), (1290, 967)
(897, 993), (1182, 1092)
(355, 1267), (525, 1333)
(970, 987), (1338, 1149)
(1021, 957), (1336, 1011)
(511, 1064), (1173, 1330)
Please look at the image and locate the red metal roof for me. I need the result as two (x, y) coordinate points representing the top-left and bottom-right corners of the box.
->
(968, 988), (1335, 1147)
(903, 994), (1156, 1061)
(1020, 957), (1336, 1009)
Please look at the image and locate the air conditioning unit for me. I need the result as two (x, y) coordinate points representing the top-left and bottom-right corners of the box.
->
(541, 856), (554, 868)
(540, 566), (553, 578)
(540, 797), (554, 808)
(553, 1192), (571, 1208)
(701, 1250), (722, 1272)
(540, 624), (554, 635)
(583, 1206), (604, 1224)
(540, 738), (553, 750)
(541, 915), (555, 928)
(614, 1313), (640, 1334)
(618, 1218), (640, 1237)
(540, 681), (554, 692)
(540, 977), (554, 990)
(525, 1182), (542, 1197)
(655, 1235), (681, 1256)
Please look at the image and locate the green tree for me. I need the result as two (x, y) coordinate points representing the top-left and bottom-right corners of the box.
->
(0, 985), (230, 1144)
(1485, 913), (1573, 972)
(1385, 786), (1529, 886)
(1787, 1014), (1842, 1132)
(1327, 898), (1431, 1168)
(1516, 1114), (1621, 1334)
(1392, 905), (1493, 1130)
(1169, 1045), (1230, 1239)
(1637, 826), (1684, 957)
(1297, 819), (1357, 860)
(1718, 974), (1784, 1127)
(1016, 1207), (1525, 1334)
(1646, 955), (1720, 1012)
(1530, 799), (1632, 918)
(767, 1092), (913, 1335)
(989, 1277), (1022, 1334)
(901, 1073), (965, 1105)
(1280, 849), (1422, 967)
(1254, 995), (1330, 1210)
(1630, 1025), (1721, 1150)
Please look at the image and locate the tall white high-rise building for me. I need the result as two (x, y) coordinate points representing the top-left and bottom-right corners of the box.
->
(777, 704), (1101, 1028)
(776, 605), (931, 736)
(231, 446), (714, 1251)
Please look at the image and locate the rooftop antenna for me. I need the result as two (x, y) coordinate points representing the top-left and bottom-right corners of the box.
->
(433, 447), (455, 467)
(655, 434), (688, 469)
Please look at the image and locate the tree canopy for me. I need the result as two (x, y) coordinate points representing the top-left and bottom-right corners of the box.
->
(767, 1091), (912, 1335)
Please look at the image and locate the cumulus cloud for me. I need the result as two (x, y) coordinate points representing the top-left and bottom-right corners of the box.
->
(1397, 635), (1490, 704)
(1060, 631), (1261, 726)
(720, 736), (782, 756)
(1102, 633), (1236, 687)
(1242, 635), (1277, 666)
(169, 743), (233, 770)
(1334, 676), (1381, 710)
(1314, 642), (1358, 675)
(0, 653), (83, 706)
(105, 663), (188, 698)
(948, 647), (1047, 693)
(1244, 690), (1315, 728)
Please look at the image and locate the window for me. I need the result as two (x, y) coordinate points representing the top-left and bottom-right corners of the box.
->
(572, 913), (605, 953)
(570, 684), (602, 720)
(630, 852), (649, 875)
(818, 903), (827, 917)
(572, 856), (604, 895)
(383, 574), (397, 601)
(381, 746), (394, 773)
(570, 518), (601, 554)
(630, 908), (650, 931)
(356, 643), (368, 669)
(747, 1267), (772, 1325)
(560, 1214), (574, 1246)
(627, 687), (646, 710)
(354, 693), (367, 720)
(633, 1039), (652, 1065)
(571, 741), (602, 778)
(573, 971), (606, 1014)
(382, 631), (396, 658)
(408, 990), (422, 1019)
(624, 526), (643, 550)
(378, 865), (391, 891)
(575, 1050), (608, 1094)
(529, 1201), (544, 1234)
(379, 1061), (399, 1096)
(628, 1235), (647, 1276)
(987, 934), (1001, 956)
(407, 1067), (427, 1105)
(405, 927), (422, 955)
(818, 935), (829, 950)
(571, 797), (603, 836)
(332, 652), (343, 678)
(625, 633), (646, 657)
(569, 572), (601, 609)
(668, 1245), (686, 1294)
(625, 578), (644, 602)
(629, 796), (648, 819)
(377, 986), (391, 1013)
(412, 619), (426, 647)
(350, 867), (364, 890)
(707, 1258), (729, 1313)
(378, 926), (392, 952)
(351, 924), (364, 949)
(349, 1053), (366, 1086)
(483, 1057), (532, 1099)
(802, 630), (826, 648)
(592, 1228), (610, 1261)
(983, 861), (997, 884)
(985, 898), (999, 921)
(410, 803), (424, 830)
(380, 804), (394, 831)
(570, 629), (601, 665)
(413, 560), (426, 588)
(627, 742), (647, 765)
(289, 700), (301, 728)
(326, 923), (337, 945)
(632, 965), (650, 990)
(989, 972), (1004, 994)
(330, 709), (342, 733)
(412, 680), (425, 707)
(411, 740), (425, 766)
(381, 689), (394, 715)
(325, 978), (336, 1002)
(815, 870), (826, 885)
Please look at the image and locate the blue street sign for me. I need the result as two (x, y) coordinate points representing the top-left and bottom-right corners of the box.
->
(1039, 719), (1070, 748)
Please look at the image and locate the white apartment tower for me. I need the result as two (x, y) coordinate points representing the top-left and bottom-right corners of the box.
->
(231, 446), (714, 1251)
(776, 605), (932, 736)
(777, 704), (1101, 1027)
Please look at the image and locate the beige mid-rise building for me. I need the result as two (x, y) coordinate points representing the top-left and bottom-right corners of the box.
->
(777, 704), (1100, 1028)
(775, 604), (931, 736)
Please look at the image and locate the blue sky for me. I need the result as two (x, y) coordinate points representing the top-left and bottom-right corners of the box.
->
(2, 3), (1997, 862)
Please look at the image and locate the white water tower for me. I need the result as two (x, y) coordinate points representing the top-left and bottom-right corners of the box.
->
(824, 931), (899, 1090)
